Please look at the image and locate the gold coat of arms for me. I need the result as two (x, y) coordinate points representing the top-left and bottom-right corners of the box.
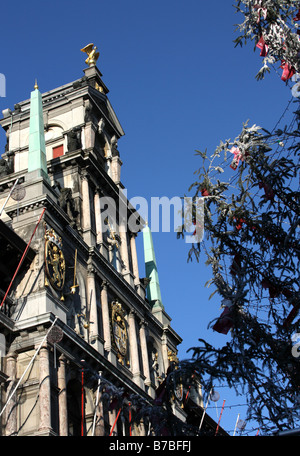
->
(44, 226), (66, 291)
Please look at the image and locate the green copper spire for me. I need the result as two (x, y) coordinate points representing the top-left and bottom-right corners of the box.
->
(143, 223), (164, 309)
(27, 81), (49, 181)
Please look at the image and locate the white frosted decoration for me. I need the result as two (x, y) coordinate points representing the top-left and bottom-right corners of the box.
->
(211, 391), (220, 402)
(291, 82), (300, 97)
(221, 298), (233, 308)
(291, 73), (300, 82)
(237, 419), (246, 430)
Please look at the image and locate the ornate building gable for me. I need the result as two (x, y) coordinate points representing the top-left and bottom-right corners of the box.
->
(0, 46), (187, 437)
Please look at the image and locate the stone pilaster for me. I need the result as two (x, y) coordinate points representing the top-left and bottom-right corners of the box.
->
(101, 281), (115, 364)
(119, 220), (134, 286)
(111, 155), (122, 184)
(38, 343), (52, 434)
(130, 233), (143, 295)
(80, 172), (93, 245)
(86, 267), (102, 354)
(119, 220), (129, 272)
(161, 329), (171, 374)
(57, 354), (68, 436)
(139, 321), (154, 396)
(128, 311), (143, 389)
(5, 351), (17, 436)
(94, 189), (104, 253)
(130, 233), (139, 283)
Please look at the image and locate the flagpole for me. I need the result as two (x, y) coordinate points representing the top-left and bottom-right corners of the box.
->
(199, 387), (213, 431)
(92, 372), (102, 436)
(110, 408), (122, 436)
(81, 366), (85, 436)
(233, 413), (240, 436)
(129, 402), (132, 436)
(215, 400), (226, 435)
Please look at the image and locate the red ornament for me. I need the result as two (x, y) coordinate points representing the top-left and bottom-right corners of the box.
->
(230, 253), (241, 276)
(283, 306), (298, 327)
(230, 147), (242, 171)
(256, 35), (269, 56)
(201, 188), (210, 197)
(213, 303), (234, 335)
(230, 147), (242, 170)
(192, 217), (202, 236)
(282, 288), (293, 299)
(254, 2), (268, 23)
(259, 181), (274, 201)
(280, 61), (296, 82)
(235, 218), (246, 230)
(294, 9), (300, 21)
(261, 278), (280, 298)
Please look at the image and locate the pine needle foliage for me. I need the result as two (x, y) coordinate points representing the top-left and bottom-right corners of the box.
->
(179, 0), (300, 435)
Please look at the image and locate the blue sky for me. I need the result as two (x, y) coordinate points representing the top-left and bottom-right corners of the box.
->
(0, 0), (296, 436)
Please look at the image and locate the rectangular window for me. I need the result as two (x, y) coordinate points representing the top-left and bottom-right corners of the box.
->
(53, 145), (64, 159)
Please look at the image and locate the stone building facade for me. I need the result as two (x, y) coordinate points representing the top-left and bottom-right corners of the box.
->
(0, 57), (201, 436)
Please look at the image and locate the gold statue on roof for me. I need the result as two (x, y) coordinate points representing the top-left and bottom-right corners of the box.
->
(81, 43), (100, 67)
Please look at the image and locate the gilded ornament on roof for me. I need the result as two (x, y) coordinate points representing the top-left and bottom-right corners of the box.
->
(80, 43), (100, 67)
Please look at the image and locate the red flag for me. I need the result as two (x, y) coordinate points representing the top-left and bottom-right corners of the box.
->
(213, 306), (234, 335)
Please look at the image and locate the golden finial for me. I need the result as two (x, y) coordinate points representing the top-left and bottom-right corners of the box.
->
(34, 79), (38, 90)
(80, 43), (100, 67)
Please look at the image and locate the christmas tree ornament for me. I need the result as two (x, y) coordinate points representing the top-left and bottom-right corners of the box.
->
(291, 81), (300, 97)
(201, 188), (210, 197)
(280, 60), (296, 82)
(294, 9), (300, 21)
(230, 253), (241, 276)
(261, 278), (280, 298)
(254, 1), (267, 23)
(258, 181), (274, 201)
(256, 35), (269, 56)
(237, 419), (246, 430)
(212, 299), (234, 335)
(184, 2), (300, 434)
(291, 73), (300, 82)
(229, 146), (242, 170)
(234, 217), (246, 230)
(210, 390), (220, 402)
